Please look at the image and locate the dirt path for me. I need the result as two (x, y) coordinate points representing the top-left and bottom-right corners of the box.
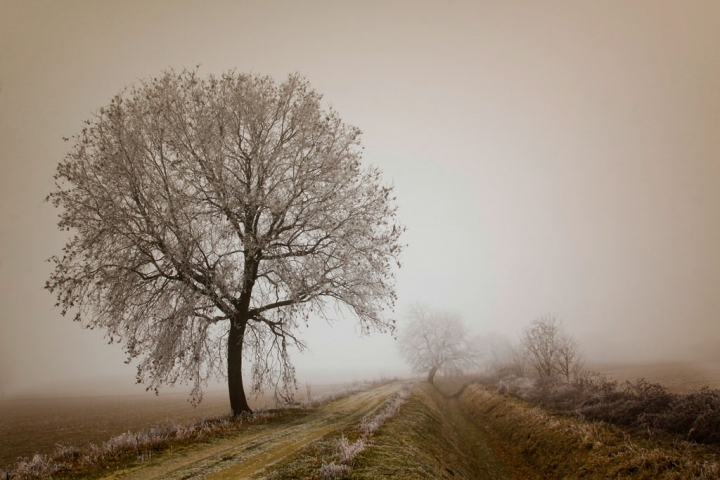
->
(440, 395), (512, 479)
(104, 382), (401, 480)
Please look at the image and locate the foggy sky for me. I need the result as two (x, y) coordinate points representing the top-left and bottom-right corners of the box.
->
(1, 0), (720, 395)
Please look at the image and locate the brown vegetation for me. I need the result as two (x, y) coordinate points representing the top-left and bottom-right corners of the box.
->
(267, 381), (508, 479)
(592, 362), (720, 393)
(497, 372), (720, 447)
(0, 391), (232, 470)
(351, 383), (505, 479)
(5, 409), (280, 479)
(1, 380), (394, 479)
(461, 383), (719, 479)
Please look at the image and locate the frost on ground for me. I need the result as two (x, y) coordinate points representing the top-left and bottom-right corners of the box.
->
(3, 379), (396, 480)
(313, 383), (411, 479)
(315, 461), (353, 480)
(461, 383), (720, 479)
(361, 384), (410, 437)
(496, 372), (720, 447)
(4, 412), (262, 480)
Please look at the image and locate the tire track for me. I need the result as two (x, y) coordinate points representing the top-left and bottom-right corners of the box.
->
(105, 382), (401, 480)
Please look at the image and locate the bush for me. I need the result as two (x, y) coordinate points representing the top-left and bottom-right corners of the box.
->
(461, 384), (720, 479)
(641, 387), (720, 444)
(500, 372), (720, 447)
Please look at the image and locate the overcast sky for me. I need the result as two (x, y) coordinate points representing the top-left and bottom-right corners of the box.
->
(1, 0), (720, 395)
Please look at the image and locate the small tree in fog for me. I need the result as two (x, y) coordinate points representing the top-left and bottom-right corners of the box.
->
(555, 331), (584, 382)
(476, 332), (513, 372)
(507, 341), (529, 377)
(522, 316), (560, 378)
(397, 305), (480, 384)
(477, 332), (528, 378)
(0, 359), (9, 397)
(521, 315), (583, 381)
(45, 70), (404, 415)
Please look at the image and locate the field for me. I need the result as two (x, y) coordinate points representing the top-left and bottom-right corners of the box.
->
(590, 361), (720, 392)
(1, 381), (406, 479)
(3, 362), (720, 477)
(0, 384), (345, 471)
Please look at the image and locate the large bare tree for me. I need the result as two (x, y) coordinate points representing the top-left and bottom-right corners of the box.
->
(46, 70), (404, 415)
(397, 305), (480, 383)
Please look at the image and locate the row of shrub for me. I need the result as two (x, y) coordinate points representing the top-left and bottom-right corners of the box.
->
(494, 372), (720, 446)
(461, 383), (719, 479)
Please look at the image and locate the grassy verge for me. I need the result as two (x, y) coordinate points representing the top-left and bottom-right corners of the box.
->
(2, 379), (394, 480)
(263, 383), (410, 479)
(350, 383), (484, 479)
(460, 384), (720, 479)
(264, 382), (486, 479)
(497, 373), (720, 446)
(11, 409), (298, 480)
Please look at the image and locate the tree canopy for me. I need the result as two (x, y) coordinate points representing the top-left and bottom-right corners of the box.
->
(46, 70), (404, 414)
(397, 305), (480, 383)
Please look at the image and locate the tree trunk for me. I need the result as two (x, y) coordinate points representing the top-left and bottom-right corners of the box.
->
(427, 365), (439, 384)
(228, 319), (252, 415)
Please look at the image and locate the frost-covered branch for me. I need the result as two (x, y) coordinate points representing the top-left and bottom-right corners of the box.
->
(46, 69), (405, 414)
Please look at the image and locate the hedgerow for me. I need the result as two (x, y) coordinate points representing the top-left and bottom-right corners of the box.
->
(496, 372), (720, 446)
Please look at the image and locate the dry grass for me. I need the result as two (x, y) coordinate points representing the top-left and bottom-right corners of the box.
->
(461, 384), (720, 479)
(350, 383), (486, 479)
(309, 384), (410, 479)
(496, 372), (720, 446)
(0, 390), (233, 469)
(312, 436), (365, 480)
(0, 381), (367, 471)
(1, 379), (395, 480)
(261, 382), (475, 479)
(359, 384), (410, 437)
(314, 462), (353, 480)
(4, 410), (278, 479)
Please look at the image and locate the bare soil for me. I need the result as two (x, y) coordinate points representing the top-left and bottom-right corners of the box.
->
(0, 391), (228, 469)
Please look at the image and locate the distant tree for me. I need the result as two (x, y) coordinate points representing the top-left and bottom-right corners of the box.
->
(46, 70), (405, 415)
(476, 332), (528, 378)
(476, 332), (512, 371)
(508, 341), (529, 378)
(0, 356), (9, 397)
(521, 316), (560, 378)
(555, 331), (584, 382)
(521, 315), (583, 381)
(397, 305), (481, 383)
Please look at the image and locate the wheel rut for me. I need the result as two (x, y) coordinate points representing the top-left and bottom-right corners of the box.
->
(104, 382), (401, 480)
(440, 395), (511, 479)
